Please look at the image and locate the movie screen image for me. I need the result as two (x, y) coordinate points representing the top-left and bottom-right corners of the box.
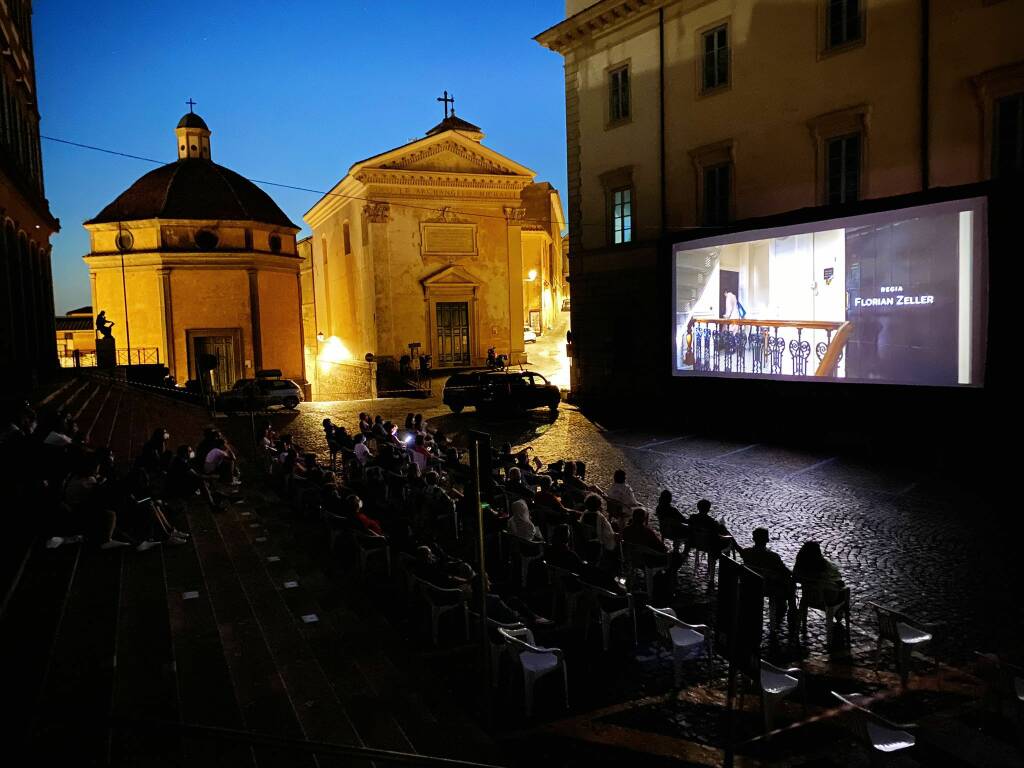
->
(672, 197), (987, 387)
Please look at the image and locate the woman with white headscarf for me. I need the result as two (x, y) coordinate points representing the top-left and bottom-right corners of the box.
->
(507, 499), (544, 542)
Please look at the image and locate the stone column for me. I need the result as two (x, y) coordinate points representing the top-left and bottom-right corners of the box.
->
(364, 202), (393, 357)
(504, 206), (527, 364)
(247, 268), (263, 372)
(157, 268), (175, 376)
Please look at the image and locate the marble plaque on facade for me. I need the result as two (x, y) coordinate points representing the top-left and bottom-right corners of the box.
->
(421, 223), (476, 256)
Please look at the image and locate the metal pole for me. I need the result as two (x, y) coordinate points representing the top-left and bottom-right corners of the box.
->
(470, 439), (490, 726)
(118, 223), (132, 365)
(723, 570), (742, 768)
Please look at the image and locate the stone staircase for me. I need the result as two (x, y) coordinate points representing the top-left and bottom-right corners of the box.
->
(0, 377), (500, 767)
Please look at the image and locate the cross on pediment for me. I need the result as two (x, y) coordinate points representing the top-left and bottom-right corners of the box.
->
(436, 90), (454, 119)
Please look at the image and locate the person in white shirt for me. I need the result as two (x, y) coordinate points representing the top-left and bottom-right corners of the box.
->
(582, 494), (618, 557)
(203, 438), (238, 484)
(353, 434), (373, 466)
(605, 469), (638, 528)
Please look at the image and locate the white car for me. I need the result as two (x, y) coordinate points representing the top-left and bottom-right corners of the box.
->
(523, 326), (538, 344)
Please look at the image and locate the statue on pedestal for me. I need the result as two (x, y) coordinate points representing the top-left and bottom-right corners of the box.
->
(95, 310), (117, 369)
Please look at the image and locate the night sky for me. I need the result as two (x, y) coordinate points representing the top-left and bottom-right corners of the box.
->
(35, 1), (567, 313)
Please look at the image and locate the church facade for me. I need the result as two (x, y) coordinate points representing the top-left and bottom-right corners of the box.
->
(303, 113), (564, 399)
(83, 112), (304, 392)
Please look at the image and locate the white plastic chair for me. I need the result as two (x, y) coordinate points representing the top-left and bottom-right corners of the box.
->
(544, 561), (586, 630)
(470, 611), (526, 688)
(868, 602), (934, 686)
(798, 582), (851, 648)
(414, 576), (469, 647)
(354, 531), (391, 576)
(623, 542), (669, 597)
(584, 583), (636, 652)
(498, 626), (568, 717)
(504, 532), (545, 588)
(757, 660), (804, 735)
(832, 691), (916, 765)
(647, 606), (709, 687)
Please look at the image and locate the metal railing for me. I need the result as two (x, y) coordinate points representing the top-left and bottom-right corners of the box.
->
(684, 318), (853, 378)
(57, 347), (160, 368)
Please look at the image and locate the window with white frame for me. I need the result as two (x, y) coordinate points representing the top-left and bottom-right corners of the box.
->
(612, 187), (632, 244)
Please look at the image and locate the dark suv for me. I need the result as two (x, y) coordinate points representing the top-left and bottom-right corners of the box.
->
(443, 370), (560, 414)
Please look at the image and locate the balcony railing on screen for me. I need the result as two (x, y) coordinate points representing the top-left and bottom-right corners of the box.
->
(684, 318), (853, 378)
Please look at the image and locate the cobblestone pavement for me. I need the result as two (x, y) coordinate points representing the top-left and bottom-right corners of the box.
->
(250, 396), (1019, 665)
(231, 396), (1022, 766)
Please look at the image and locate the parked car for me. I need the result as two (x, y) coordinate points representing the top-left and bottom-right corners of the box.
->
(217, 377), (303, 411)
(523, 325), (538, 344)
(443, 370), (560, 414)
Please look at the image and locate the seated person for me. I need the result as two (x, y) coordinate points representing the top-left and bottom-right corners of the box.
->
(472, 573), (551, 627)
(546, 524), (622, 593)
(557, 461), (584, 506)
(741, 527), (796, 625)
(410, 434), (433, 473)
(792, 540), (845, 595)
(682, 499), (736, 588)
(203, 438), (239, 485)
(622, 507), (665, 552)
(507, 499), (543, 543)
(164, 444), (220, 510)
(344, 493), (383, 536)
(581, 493), (619, 564)
(504, 466), (535, 499)
(682, 498), (734, 555)
(605, 469), (637, 529)
(655, 489), (688, 548)
(353, 434), (373, 466)
(333, 425), (355, 451)
(358, 412), (373, 435)
(534, 475), (577, 526)
(412, 544), (474, 590)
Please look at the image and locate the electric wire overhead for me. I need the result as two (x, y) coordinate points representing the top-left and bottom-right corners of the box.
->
(43, 131), (709, 233)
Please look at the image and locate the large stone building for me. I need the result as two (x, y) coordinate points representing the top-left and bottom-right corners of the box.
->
(83, 112), (304, 391)
(536, 0), (1024, 405)
(302, 111), (565, 400)
(0, 0), (59, 393)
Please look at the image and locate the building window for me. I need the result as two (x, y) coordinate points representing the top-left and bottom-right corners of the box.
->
(609, 65), (630, 123)
(702, 164), (731, 226)
(612, 187), (632, 244)
(343, 222), (352, 255)
(826, 0), (862, 49)
(702, 25), (729, 92)
(994, 92), (1024, 178)
(826, 133), (861, 204)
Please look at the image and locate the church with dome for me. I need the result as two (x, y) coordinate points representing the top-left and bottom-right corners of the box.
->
(83, 110), (304, 392)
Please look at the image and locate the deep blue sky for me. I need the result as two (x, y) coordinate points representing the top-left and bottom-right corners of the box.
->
(36, 1), (567, 313)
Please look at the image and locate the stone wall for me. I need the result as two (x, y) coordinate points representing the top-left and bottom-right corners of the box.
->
(312, 358), (377, 402)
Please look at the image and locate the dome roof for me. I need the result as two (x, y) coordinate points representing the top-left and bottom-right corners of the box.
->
(86, 159), (297, 228)
(176, 112), (209, 130)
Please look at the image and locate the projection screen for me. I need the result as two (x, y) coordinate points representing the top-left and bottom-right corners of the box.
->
(672, 197), (987, 386)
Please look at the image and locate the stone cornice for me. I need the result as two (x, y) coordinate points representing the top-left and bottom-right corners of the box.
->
(354, 167), (532, 189)
(83, 251), (302, 274)
(83, 218), (300, 234)
(535, 0), (669, 54)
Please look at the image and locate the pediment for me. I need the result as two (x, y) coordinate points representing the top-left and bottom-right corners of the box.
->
(421, 264), (480, 287)
(360, 135), (534, 178)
